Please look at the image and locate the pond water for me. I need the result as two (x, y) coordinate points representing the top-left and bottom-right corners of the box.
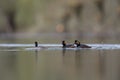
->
(0, 43), (120, 80)
(0, 33), (120, 80)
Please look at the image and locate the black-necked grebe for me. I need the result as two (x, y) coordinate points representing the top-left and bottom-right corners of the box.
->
(74, 40), (91, 48)
(62, 40), (75, 48)
(35, 41), (47, 48)
(35, 41), (38, 47)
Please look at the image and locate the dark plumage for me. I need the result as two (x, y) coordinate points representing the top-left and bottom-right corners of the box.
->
(34, 41), (47, 48)
(74, 40), (91, 48)
(62, 40), (75, 48)
(35, 41), (38, 47)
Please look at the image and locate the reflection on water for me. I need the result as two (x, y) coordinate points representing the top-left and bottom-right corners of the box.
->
(0, 33), (120, 80)
(0, 51), (17, 80)
(0, 49), (120, 80)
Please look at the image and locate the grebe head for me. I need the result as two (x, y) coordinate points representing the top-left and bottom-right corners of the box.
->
(35, 41), (38, 47)
(74, 40), (81, 47)
(74, 40), (78, 44)
(62, 40), (66, 47)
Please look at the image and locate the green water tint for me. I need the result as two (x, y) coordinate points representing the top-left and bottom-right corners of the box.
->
(0, 49), (120, 80)
(0, 34), (120, 80)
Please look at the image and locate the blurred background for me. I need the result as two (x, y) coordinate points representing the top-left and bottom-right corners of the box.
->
(1, 1), (120, 80)
(0, 0), (120, 43)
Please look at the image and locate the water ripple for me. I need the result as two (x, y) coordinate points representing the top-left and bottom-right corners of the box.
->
(0, 44), (120, 51)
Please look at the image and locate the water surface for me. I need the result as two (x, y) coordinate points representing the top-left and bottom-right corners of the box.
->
(0, 43), (120, 80)
(0, 33), (120, 80)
